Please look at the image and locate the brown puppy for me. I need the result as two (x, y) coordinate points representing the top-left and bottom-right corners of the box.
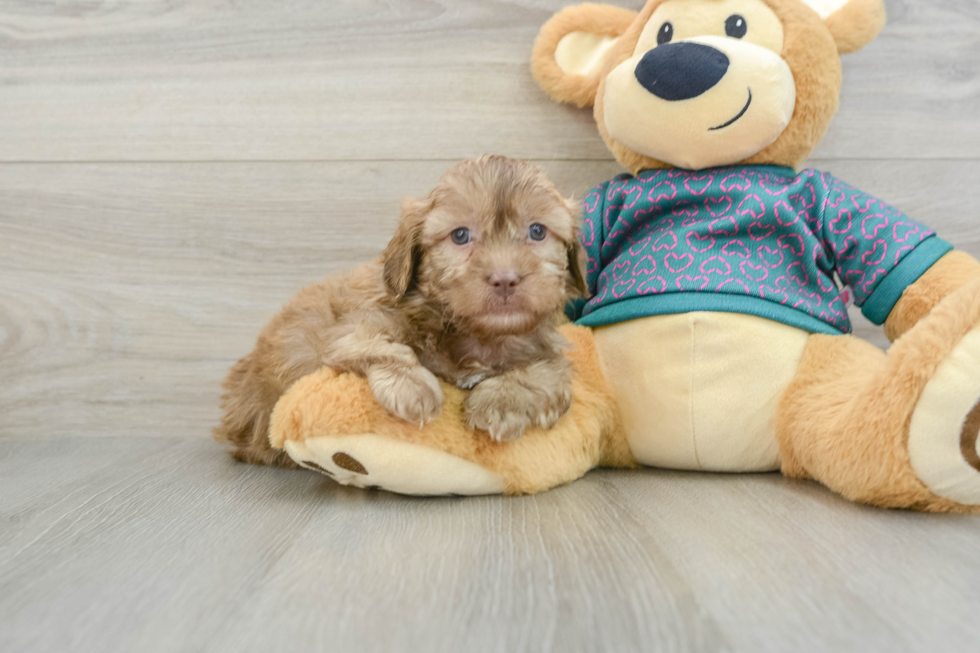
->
(215, 155), (589, 468)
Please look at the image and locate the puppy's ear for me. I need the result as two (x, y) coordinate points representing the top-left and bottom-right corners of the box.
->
(567, 236), (590, 298)
(382, 197), (429, 299)
(531, 3), (638, 108)
(564, 199), (590, 298)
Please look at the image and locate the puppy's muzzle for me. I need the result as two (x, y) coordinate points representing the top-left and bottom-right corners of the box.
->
(489, 270), (521, 299)
(634, 42), (730, 101)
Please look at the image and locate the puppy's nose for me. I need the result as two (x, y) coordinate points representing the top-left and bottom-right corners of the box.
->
(489, 270), (521, 298)
(634, 42), (729, 101)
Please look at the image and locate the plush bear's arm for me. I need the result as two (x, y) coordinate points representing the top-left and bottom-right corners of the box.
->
(884, 251), (980, 341)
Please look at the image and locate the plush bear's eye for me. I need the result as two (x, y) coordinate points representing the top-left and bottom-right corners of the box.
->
(725, 15), (748, 39)
(450, 227), (471, 245)
(657, 22), (673, 45)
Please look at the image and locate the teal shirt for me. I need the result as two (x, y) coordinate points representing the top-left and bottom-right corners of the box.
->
(571, 166), (951, 335)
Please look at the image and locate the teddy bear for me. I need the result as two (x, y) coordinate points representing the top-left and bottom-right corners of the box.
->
(268, 0), (980, 512)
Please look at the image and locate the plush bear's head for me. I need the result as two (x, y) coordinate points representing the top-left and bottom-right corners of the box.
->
(532, 0), (886, 173)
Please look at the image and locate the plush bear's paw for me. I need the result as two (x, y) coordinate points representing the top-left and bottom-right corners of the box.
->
(908, 327), (980, 506)
(282, 434), (506, 496)
(367, 365), (444, 426)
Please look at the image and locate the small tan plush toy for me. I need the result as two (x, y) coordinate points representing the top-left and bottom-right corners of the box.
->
(271, 0), (980, 512)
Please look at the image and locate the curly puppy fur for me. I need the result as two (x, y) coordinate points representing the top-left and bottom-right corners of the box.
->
(215, 155), (589, 467)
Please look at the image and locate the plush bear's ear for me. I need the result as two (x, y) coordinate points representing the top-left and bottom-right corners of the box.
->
(804, 0), (887, 54)
(531, 3), (638, 108)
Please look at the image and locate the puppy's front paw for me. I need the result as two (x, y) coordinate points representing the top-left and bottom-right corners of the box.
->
(464, 378), (535, 442)
(464, 368), (572, 442)
(466, 401), (533, 443)
(368, 365), (444, 425)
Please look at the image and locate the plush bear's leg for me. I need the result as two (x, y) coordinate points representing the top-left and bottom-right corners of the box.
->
(269, 325), (633, 496)
(777, 280), (980, 512)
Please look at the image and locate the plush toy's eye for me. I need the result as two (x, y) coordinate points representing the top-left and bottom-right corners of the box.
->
(450, 227), (471, 245)
(528, 223), (547, 241)
(725, 15), (748, 39)
(657, 22), (673, 45)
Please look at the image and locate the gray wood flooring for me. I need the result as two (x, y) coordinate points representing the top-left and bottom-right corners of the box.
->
(3, 436), (980, 653)
(2, 0), (980, 651)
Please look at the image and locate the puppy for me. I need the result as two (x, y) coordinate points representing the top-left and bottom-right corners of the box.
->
(215, 155), (589, 468)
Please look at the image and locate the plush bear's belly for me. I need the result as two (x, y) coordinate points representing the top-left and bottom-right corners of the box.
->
(593, 312), (810, 472)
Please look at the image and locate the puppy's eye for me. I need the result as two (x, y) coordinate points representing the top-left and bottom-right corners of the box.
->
(657, 22), (673, 45)
(528, 223), (547, 241)
(725, 15), (747, 39)
(450, 227), (471, 245)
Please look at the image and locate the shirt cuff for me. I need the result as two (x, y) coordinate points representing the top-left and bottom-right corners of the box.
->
(861, 236), (954, 325)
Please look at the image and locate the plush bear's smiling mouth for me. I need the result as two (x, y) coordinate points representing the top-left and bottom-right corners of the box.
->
(710, 88), (753, 131)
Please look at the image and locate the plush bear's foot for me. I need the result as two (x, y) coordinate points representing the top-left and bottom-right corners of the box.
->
(779, 279), (980, 512)
(268, 365), (509, 495)
(283, 434), (506, 495)
(268, 325), (633, 497)
(908, 326), (980, 505)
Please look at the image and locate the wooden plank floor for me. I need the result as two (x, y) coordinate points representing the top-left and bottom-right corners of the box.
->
(2, 436), (980, 653)
(2, 0), (980, 651)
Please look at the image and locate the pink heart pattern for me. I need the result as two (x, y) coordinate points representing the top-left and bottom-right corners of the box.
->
(573, 168), (941, 334)
(687, 230), (716, 253)
(665, 252), (694, 273)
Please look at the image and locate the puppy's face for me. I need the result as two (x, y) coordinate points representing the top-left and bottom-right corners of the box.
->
(383, 156), (587, 336)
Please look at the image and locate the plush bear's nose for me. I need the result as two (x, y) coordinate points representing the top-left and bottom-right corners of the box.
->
(634, 42), (730, 101)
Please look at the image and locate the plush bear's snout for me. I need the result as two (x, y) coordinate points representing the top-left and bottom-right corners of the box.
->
(634, 42), (729, 101)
